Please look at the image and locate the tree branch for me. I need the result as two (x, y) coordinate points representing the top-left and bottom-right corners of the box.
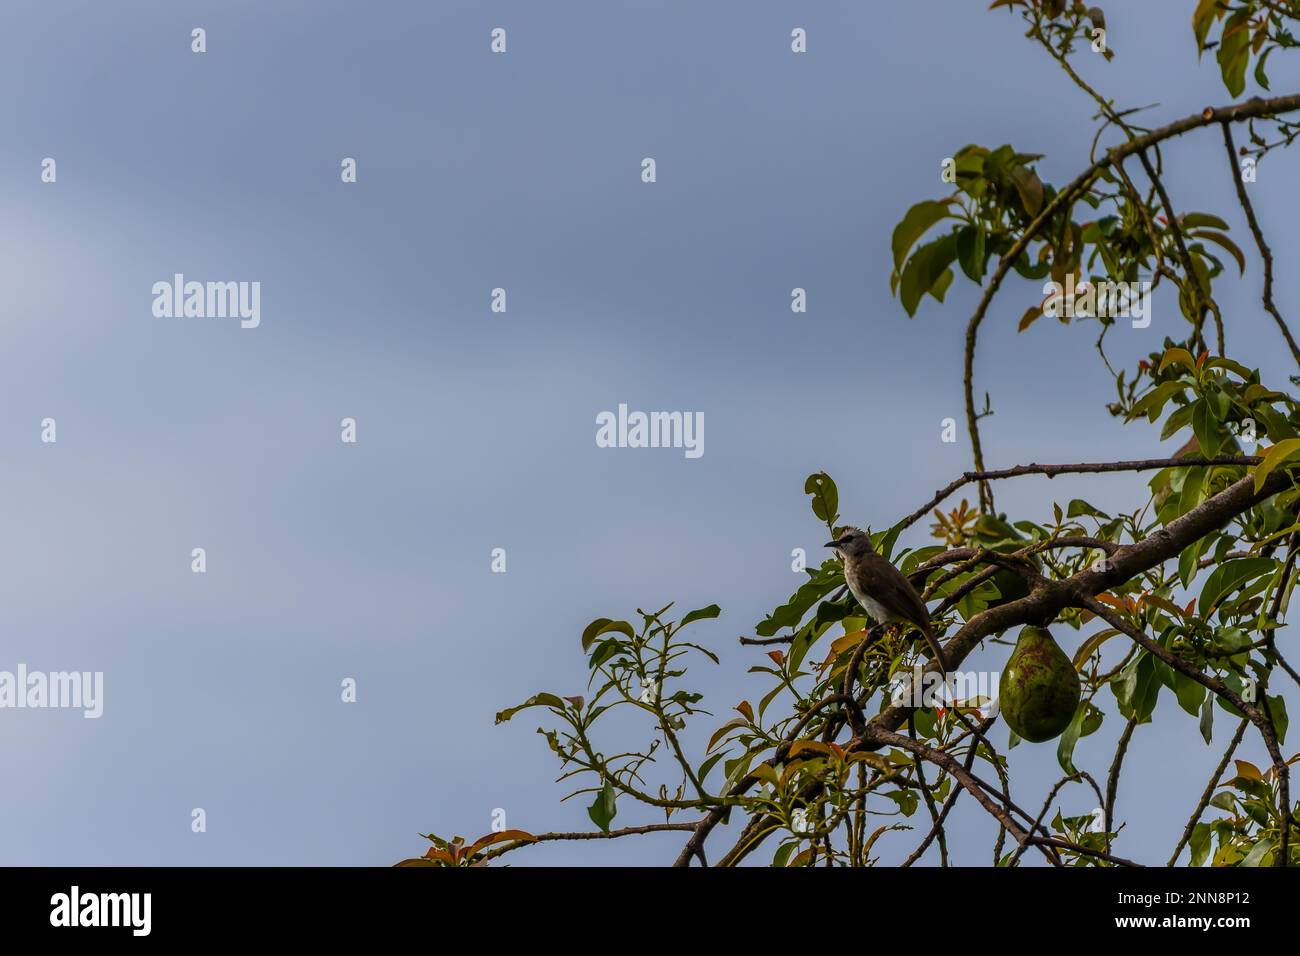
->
(859, 467), (1293, 748)
(899, 456), (1259, 532)
(476, 822), (700, 864)
(1167, 717), (1249, 866)
(1221, 120), (1300, 368)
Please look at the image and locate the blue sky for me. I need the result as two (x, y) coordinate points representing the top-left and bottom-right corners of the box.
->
(1, 0), (1298, 865)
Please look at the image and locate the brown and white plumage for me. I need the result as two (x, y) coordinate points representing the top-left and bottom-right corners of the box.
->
(826, 527), (949, 673)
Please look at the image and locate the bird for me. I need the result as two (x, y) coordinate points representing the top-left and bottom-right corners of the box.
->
(825, 527), (949, 673)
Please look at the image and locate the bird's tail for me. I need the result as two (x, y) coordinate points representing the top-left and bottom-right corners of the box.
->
(916, 621), (949, 675)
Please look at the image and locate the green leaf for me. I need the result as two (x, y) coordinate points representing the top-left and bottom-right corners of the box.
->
(494, 692), (565, 724)
(787, 620), (818, 672)
(1254, 403), (1298, 442)
(1209, 791), (1237, 813)
(874, 521), (906, 562)
(804, 472), (839, 525)
(1243, 383), (1282, 404)
(1180, 534), (1209, 589)
(587, 637), (622, 670)
(900, 545), (945, 576)
(1172, 669), (1207, 717)
(1080, 702), (1104, 738)
(1007, 164), (1044, 216)
(1174, 469), (1204, 525)
(1204, 356), (1253, 379)
(1216, 9), (1252, 96)
(756, 561), (842, 636)
(771, 841), (797, 868)
(1161, 401), (1197, 441)
(930, 265), (954, 302)
(891, 199), (952, 271)
(1189, 230), (1246, 275)
(1066, 498), (1108, 519)
(1128, 380), (1185, 423)
(722, 748), (758, 793)
(581, 618), (634, 652)
(587, 782), (617, 833)
(698, 749), (728, 784)
(1189, 822), (1213, 866)
(1180, 212), (1230, 231)
(1112, 653), (1161, 723)
(1192, 400), (1222, 459)
(1253, 438), (1300, 493)
(883, 789), (919, 817)
(1159, 347), (1197, 375)
(1255, 45), (1274, 91)
(679, 604), (721, 628)
(1192, 0), (1221, 51)
(706, 717), (748, 753)
(956, 225), (987, 282)
(1215, 672), (1248, 717)
(1200, 690), (1215, 744)
(1240, 837), (1274, 867)
(1200, 557), (1276, 616)
(1056, 700), (1089, 774)
(899, 234), (957, 317)
(1072, 628), (1120, 670)
(1265, 694), (1288, 746)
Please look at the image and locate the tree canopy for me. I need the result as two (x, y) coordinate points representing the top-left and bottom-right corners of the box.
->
(405, 0), (1300, 868)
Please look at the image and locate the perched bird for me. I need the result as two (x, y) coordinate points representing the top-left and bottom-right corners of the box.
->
(826, 527), (949, 673)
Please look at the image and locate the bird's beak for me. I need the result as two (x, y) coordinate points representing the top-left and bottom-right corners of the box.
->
(824, 540), (840, 549)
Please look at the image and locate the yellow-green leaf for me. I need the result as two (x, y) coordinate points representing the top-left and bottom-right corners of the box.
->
(829, 629), (869, 657)
(1159, 347), (1197, 374)
(1072, 628), (1120, 670)
(789, 739), (836, 759)
(1234, 759), (1263, 781)
(891, 199), (953, 271)
(707, 717), (748, 753)
(1189, 229), (1245, 275)
(1253, 438), (1300, 493)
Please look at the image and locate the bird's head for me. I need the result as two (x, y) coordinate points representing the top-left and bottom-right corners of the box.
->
(825, 526), (874, 559)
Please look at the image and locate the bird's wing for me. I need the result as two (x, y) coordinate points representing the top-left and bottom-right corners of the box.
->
(862, 552), (932, 630)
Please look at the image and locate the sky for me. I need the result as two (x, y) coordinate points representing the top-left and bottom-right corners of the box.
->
(1, 0), (1298, 866)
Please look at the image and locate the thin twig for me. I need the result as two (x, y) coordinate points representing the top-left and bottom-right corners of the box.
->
(1167, 718), (1249, 866)
(900, 456), (1259, 531)
(1221, 121), (1300, 367)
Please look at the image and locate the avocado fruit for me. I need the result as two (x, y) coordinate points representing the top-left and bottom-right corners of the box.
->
(998, 625), (1081, 742)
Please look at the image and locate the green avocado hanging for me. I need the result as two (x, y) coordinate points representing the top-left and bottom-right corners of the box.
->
(998, 626), (1081, 743)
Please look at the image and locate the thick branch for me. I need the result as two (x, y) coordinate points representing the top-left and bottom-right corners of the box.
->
(860, 468), (1292, 747)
